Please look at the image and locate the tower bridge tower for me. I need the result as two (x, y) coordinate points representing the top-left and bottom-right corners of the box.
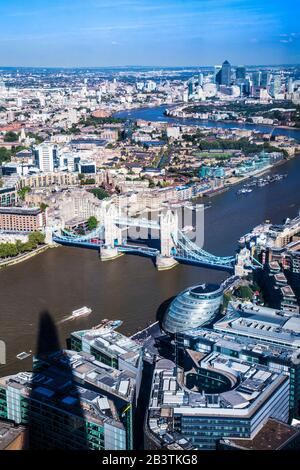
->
(156, 209), (179, 271)
(160, 209), (178, 257)
(100, 203), (123, 261)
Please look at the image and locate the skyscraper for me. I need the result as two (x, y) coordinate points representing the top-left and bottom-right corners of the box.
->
(236, 66), (246, 81)
(214, 65), (222, 85)
(252, 71), (261, 87)
(188, 79), (194, 97)
(272, 75), (282, 97)
(35, 143), (57, 173)
(220, 60), (231, 86)
(261, 71), (270, 88)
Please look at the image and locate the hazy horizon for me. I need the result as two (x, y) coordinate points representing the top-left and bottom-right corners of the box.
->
(0, 63), (299, 70)
(0, 0), (299, 67)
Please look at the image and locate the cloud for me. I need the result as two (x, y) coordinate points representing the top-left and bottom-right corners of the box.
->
(279, 33), (300, 43)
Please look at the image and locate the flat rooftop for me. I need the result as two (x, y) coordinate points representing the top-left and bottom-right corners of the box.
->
(0, 206), (41, 216)
(72, 326), (143, 368)
(0, 349), (136, 429)
(70, 138), (106, 146)
(214, 301), (300, 348)
(149, 352), (288, 418)
(181, 326), (298, 363)
(0, 421), (27, 450)
(223, 418), (300, 450)
(0, 187), (15, 194)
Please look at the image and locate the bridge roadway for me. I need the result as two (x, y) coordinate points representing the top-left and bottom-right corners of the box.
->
(114, 217), (160, 229)
(52, 234), (235, 271)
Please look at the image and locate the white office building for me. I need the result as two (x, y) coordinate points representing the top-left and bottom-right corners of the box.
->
(36, 143), (56, 173)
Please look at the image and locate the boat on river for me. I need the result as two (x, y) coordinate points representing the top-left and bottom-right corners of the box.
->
(71, 306), (92, 318)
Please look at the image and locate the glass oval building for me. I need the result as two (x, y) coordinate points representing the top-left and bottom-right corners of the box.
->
(162, 283), (224, 334)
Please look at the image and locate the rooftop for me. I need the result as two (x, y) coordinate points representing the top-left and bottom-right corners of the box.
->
(0, 206), (41, 216)
(180, 326), (298, 364)
(148, 352), (288, 419)
(222, 418), (300, 450)
(214, 301), (300, 348)
(0, 349), (136, 429)
(0, 421), (27, 450)
(162, 282), (224, 334)
(190, 283), (221, 295)
(71, 324), (143, 368)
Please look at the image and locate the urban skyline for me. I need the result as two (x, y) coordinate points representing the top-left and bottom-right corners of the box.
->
(1, 0), (300, 457)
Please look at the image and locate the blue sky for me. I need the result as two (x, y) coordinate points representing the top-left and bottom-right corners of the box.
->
(0, 0), (299, 67)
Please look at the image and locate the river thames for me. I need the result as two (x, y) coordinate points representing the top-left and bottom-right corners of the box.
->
(0, 108), (300, 376)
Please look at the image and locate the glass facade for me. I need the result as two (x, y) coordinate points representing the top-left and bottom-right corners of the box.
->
(163, 283), (223, 334)
(172, 379), (289, 450)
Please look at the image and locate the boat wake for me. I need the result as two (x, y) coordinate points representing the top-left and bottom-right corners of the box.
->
(58, 306), (92, 324)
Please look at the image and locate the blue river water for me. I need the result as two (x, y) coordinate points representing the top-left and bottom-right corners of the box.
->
(114, 105), (300, 142)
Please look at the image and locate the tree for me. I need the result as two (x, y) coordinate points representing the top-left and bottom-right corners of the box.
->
(4, 131), (19, 142)
(222, 292), (232, 312)
(40, 203), (49, 212)
(87, 216), (98, 231)
(148, 178), (155, 188)
(0, 231), (45, 259)
(235, 285), (253, 300)
(0, 147), (12, 164)
(27, 132), (43, 144)
(17, 186), (31, 201)
(28, 231), (45, 247)
(90, 188), (109, 200)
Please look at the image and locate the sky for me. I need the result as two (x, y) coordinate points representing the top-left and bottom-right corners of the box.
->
(0, 0), (299, 67)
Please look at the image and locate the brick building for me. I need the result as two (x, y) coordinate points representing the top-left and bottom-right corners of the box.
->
(0, 207), (46, 232)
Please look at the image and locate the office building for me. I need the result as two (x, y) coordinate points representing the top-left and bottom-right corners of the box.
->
(215, 301), (300, 348)
(70, 322), (143, 399)
(272, 75), (282, 97)
(0, 420), (28, 450)
(235, 66), (246, 81)
(78, 161), (97, 175)
(145, 353), (290, 450)
(214, 65), (222, 85)
(200, 166), (225, 178)
(59, 152), (81, 172)
(219, 418), (300, 450)
(252, 71), (261, 87)
(0, 187), (17, 207)
(1, 163), (20, 177)
(177, 315), (300, 418)
(162, 283), (224, 334)
(261, 71), (271, 88)
(221, 60), (231, 86)
(0, 349), (135, 450)
(35, 143), (57, 173)
(188, 80), (194, 97)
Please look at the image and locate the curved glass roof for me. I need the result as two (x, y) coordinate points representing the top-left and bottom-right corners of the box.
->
(162, 283), (223, 334)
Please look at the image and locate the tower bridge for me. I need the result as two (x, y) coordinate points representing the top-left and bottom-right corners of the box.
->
(52, 203), (235, 272)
